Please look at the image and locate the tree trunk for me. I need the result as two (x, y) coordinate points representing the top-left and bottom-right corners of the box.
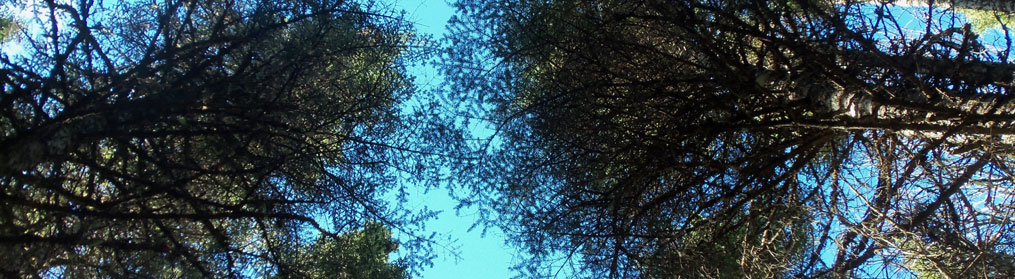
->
(783, 51), (1015, 146)
(843, 0), (1015, 12)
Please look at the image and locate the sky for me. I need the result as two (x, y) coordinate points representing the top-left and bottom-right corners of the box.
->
(382, 1), (519, 279)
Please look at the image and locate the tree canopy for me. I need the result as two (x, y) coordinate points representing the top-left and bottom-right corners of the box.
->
(6, 0), (1015, 278)
(445, 0), (1015, 278)
(0, 0), (452, 277)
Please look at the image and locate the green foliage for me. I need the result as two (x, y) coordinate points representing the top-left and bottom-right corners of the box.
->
(278, 223), (408, 279)
(0, 16), (18, 42)
(960, 9), (1015, 34)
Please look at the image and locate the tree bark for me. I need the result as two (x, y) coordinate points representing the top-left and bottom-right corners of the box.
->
(842, 0), (1015, 12)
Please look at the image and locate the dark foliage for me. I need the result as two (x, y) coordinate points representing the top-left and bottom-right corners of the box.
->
(0, 0), (450, 277)
(446, 0), (1015, 278)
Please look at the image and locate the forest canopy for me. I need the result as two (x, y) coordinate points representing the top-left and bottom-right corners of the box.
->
(3, 0), (1015, 278)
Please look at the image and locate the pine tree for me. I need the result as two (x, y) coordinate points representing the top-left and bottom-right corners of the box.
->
(0, 0), (439, 277)
(445, 0), (1015, 278)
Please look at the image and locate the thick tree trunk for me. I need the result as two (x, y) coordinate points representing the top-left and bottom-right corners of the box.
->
(844, 0), (1015, 12)
(785, 53), (1015, 146)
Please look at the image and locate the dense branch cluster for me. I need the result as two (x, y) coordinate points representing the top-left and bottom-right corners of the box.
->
(446, 0), (1015, 278)
(0, 0), (442, 277)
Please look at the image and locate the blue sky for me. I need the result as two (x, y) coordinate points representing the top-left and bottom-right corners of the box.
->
(384, 1), (519, 279)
